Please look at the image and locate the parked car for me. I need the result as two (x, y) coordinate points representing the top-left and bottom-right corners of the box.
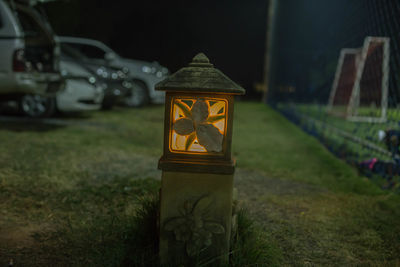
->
(9, 60), (104, 117)
(58, 36), (168, 107)
(0, 0), (63, 116)
(60, 42), (132, 109)
(57, 60), (104, 113)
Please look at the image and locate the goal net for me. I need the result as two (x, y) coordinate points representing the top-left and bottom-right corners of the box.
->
(328, 37), (390, 123)
(327, 48), (361, 116)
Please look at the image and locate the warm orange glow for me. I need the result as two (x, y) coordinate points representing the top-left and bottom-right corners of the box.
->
(170, 97), (227, 153)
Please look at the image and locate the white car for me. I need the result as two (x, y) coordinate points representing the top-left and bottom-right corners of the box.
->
(59, 36), (168, 107)
(57, 60), (104, 113)
(18, 60), (104, 117)
(0, 0), (63, 103)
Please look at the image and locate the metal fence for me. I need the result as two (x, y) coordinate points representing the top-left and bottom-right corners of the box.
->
(266, 0), (400, 190)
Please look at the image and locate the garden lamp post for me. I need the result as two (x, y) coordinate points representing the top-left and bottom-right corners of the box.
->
(156, 53), (245, 265)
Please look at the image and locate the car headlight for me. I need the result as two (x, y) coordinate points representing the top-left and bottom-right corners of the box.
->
(88, 76), (96, 84)
(114, 89), (121, 96)
(122, 67), (129, 74)
(117, 70), (126, 79)
(111, 72), (119, 79)
(96, 68), (104, 75)
(156, 71), (163, 78)
(142, 66), (152, 73)
(122, 81), (132, 89)
(142, 65), (168, 78)
(97, 67), (109, 78)
(161, 67), (169, 75)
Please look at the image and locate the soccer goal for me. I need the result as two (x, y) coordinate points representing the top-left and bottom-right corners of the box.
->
(327, 48), (362, 116)
(347, 37), (390, 123)
(328, 37), (390, 123)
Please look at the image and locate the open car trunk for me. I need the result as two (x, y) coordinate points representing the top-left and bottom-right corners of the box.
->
(14, 2), (58, 72)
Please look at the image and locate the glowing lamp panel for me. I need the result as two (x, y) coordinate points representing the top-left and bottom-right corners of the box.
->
(170, 97), (227, 154)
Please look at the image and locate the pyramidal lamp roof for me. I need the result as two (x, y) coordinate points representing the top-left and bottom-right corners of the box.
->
(155, 53), (246, 95)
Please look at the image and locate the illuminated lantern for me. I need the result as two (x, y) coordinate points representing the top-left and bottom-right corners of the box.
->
(157, 53), (245, 174)
(156, 53), (245, 265)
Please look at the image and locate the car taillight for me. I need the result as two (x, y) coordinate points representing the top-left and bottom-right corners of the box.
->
(13, 49), (26, 72)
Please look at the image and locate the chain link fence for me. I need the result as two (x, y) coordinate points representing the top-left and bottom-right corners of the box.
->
(266, 0), (400, 190)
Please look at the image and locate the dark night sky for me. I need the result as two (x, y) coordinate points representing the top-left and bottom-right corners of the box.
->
(270, 0), (369, 103)
(43, 0), (398, 103)
(44, 0), (269, 98)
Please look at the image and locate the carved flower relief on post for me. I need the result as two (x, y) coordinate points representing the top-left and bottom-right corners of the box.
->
(163, 195), (225, 257)
(171, 98), (226, 153)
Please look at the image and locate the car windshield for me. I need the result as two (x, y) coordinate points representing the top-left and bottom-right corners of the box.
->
(64, 42), (107, 60)
(99, 42), (117, 56)
(60, 42), (90, 61)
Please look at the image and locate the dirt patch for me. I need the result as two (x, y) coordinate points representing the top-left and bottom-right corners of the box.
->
(235, 168), (323, 196)
(0, 223), (54, 266)
(0, 115), (122, 132)
(0, 225), (37, 249)
(234, 168), (325, 225)
(79, 151), (161, 181)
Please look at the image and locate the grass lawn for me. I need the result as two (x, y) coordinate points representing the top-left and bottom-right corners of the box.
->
(292, 103), (400, 145)
(277, 103), (400, 163)
(0, 102), (399, 266)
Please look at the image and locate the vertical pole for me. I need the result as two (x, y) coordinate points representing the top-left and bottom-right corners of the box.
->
(263, 0), (278, 103)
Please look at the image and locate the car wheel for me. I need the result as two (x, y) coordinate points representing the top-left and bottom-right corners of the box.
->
(19, 94), (55, 118)
(125, 80), (149, 107)
(101, 99), (114, 110)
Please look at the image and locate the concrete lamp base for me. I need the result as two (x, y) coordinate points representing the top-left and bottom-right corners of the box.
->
(159, 171), (233, 266)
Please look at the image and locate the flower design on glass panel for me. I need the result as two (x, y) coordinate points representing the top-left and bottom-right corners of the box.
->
(171, 98), (226, 153)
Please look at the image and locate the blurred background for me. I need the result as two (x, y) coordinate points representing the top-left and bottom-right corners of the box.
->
(265, 0), (400, 186)
(44, 0), (268, 99)
(1, 0), (399, 185)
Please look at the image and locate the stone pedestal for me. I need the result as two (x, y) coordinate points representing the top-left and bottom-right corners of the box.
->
(154, 53), (245, 266)
(159, 171), (233, 266)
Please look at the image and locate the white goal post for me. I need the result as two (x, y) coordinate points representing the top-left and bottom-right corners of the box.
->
(347, 36), (390, 123)
(327, 48), (362, 115)
(327, 37), (390, 123)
